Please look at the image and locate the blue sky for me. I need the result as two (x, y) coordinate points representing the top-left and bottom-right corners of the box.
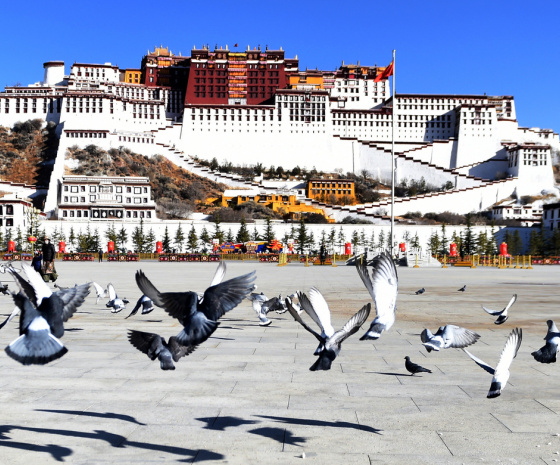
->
(2, 0), (559, 131)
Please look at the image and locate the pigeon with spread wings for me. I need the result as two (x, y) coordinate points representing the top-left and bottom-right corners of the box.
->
(125, 295), (154, 319)
(286, 295), (370, 371)
(355, 252), (398, 340)
(106, 283), (129, 313)
(4, 263), (90, 364)
(421, 324), (480, 353)
(128, 330), (195, 370)
(297, 288), (335, 355)
(482, 294), (517, 325)
(464, 328), (522, 398)
(136, 267), (256, 346)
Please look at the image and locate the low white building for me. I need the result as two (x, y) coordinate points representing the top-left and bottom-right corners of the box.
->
(56, 175), (157, 221)
(0, 193), (46, 230)
(542, 203), (560, 231)
(491, 200), (542, 226)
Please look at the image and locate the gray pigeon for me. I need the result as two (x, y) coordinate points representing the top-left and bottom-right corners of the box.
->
(136, 268), (256, 346)
(482, 294), (517, 325)
(404, 356), (432, 375)
(415, 288), (425, 295)
(247, 292), (274, 326)
(356, 252), (398, 340)
(286, 296), (370, 371)
(531, 320), (560, 364)
(128, 330), (195, 370)
(458, 285), (467, 292)
(125, 295), (154, 319)
(464, 328), (522, 398)
(106, 283), (129, 313)
(421, 325), (480, 352)
(4, 263), (90, 364)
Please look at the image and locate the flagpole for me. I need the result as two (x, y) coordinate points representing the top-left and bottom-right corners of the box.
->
(390, 49), (396, 255)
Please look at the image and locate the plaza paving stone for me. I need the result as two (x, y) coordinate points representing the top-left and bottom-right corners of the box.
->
(0, 260), (559, 463)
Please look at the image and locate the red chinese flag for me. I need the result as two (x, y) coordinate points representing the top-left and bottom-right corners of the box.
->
(374, 61), (394, 82)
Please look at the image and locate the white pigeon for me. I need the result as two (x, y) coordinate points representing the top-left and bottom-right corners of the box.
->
(297, 288), (335, 355)
(421, 325), (480, 352)
(356, 252), (398, 340)
(106, 283), (129, 313)
(531, 320), (560, 364)
(92, 282), (108, 304)
(464, 328), (522, 398)
(286, 296), (370, 371)
(482, 294), (517, 325)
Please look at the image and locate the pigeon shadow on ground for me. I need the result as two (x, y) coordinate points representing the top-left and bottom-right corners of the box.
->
(65, 328), (84, 332)
(372, 371), (414, 377)
(0, 425), (224, 462)
(34, 409), (147, 426)
(248, 426), (306, 447)
(256, 415), (382, 435)
(196, 415), (258, 431)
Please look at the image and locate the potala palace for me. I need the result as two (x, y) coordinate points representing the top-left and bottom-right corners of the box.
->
(0, 45), (558, 226)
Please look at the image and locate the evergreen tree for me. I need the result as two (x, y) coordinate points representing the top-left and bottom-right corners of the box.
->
(213, 215), (224, 243)
(308, 230), (315, 251)
(359, 229), (367, 249)
(377, 230), (385, 249)
(369, 229), (376, 249)
(4, 228), (12, 251)
(118, 226), (128, 252)
(351, 230), (360, 251)
(105, 223), (118, 244)
(236, 216), (250, 243)
(263, 217), (275, 243)
(337, 226), (346, 253)
(132, 220), (146, 253)
(289, 223), (296, 239)
(463, 214), (475, 255)
(187, 224), (198, 252)
(14, 227), (23, 251)
(411, 232), (420, 249)
(69, 227), (77, 252)
(174, 223), (185, 252)
(226, 228), (234, 243)
(486, 221), (497, 255)
(440, 224), (448, 255)
(510, 230), (523, 255)
(328, 228), (336, 253)
(251, 226), (260, 241)
(476, 230), (488, 255)
(428, 230), (441, 255)
(200, 226), (211, 249)
(550, 228), (560, 256)
(0, 229), (4, 252)
(91, 228), (101, 252)
(296, 218), (308, 254)
(145, 228), (156, 253)
(162, 226), (172, 253)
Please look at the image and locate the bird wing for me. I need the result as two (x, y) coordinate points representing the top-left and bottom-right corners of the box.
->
(107, 283), (117, 301)
(370, 253), (398, 323)
(127, 330), (159, 359)
(443, 325), (480, 348)
(209, 261), (226, 288)
(7, 267), (37, 305)
(12, 292), (41, 335)
(355, 255), (375, 300)
(0, 305), (20, 330)
(92, 282), (106, 298)
(463, 349), (495, 375)
(285, 297), (323, 343)
(168, 336), (197, 361)
(199, 271), (256, 321)
(481, 306), (502, 316)
(502, 294), (517, 313)
(546, 320), (560, 339)
(420, 328), (433, 344)
(307, 287), (334, 337)
(125, 298), (143, 319)
(494, 328), (522, 379)
(54, 283), (91, 321)
(328, 303), (371, 349)
(482, 294), (517, 316)
(297, 291), (323, 330)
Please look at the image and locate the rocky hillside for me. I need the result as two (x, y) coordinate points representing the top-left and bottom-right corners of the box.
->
(0, 119), (58, 187)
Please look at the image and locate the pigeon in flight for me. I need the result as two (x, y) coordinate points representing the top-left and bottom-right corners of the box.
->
(421, 325), (480, 352)
(92, 282), (108, 304)
(531, 320), (559, 364)
(247, 292), (274, 326)
(404, 356), (432, 375)
(128, 330), (195, 370)
(4, 263), (90, 364)
(106, 283), (129, 313)
(136, 267), (256, 346)
(286, 296), (370, 371)
(458, 285), (467, 292)
(415, 288), (425, 295)
(356, 252), (398, 340)
(464, 328), (522, 398)
(0, 281), (9, 295)
(125, 295), (154, 319)
(482, 294), (517, 325)
(297, 288), (335, 355)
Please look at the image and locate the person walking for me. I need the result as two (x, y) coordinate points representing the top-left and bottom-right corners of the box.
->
(98, 249), (103, 262)
(319, 242), (327, 266)
(41, 237), (57, 282)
